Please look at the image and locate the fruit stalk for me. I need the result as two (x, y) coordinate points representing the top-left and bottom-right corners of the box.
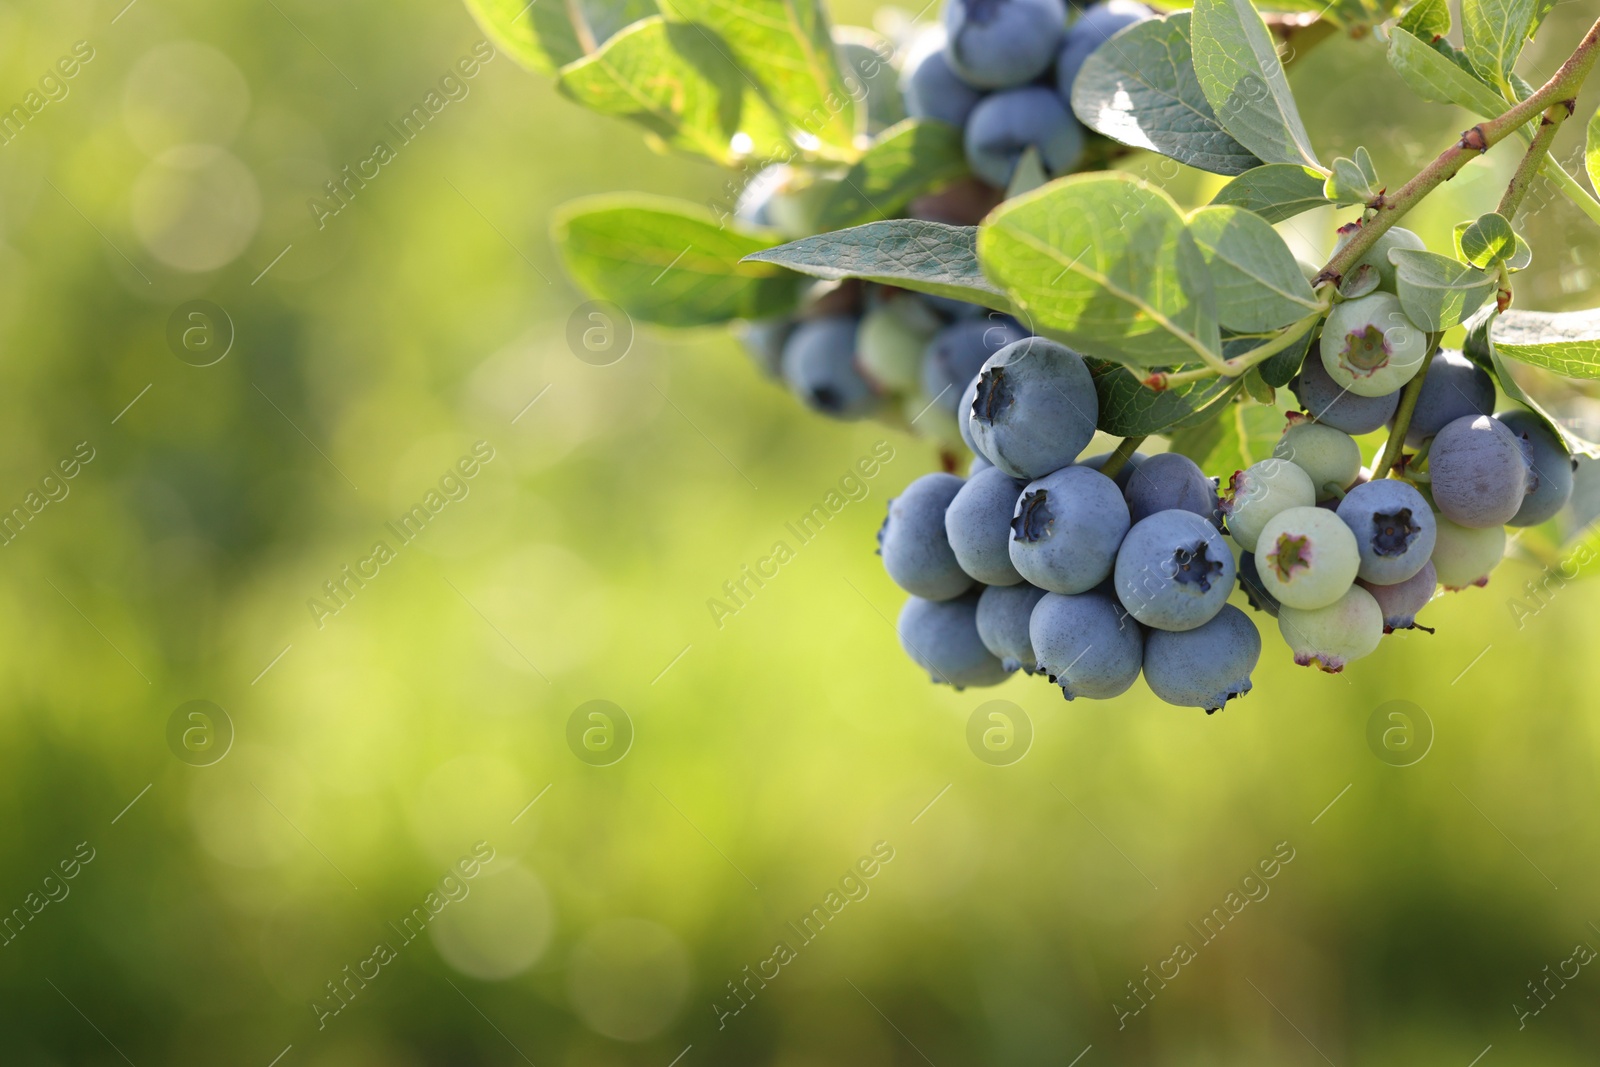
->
(1315, 15), (1600, 287)
(1097, 435), (1147, 481)
(1498, 104), (1572, 221)
(1371, 334), (1443, 480)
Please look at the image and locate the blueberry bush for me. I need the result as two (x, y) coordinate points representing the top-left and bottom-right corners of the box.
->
(470, 0), (1600, 709)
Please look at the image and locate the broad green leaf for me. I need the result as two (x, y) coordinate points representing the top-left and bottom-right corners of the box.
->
(743, 220), (1014, 311)
(1588, 105), (1600, 201)
(813, 119), (968, 231)
(464, 0), (656, 75)
(1186, 205), (1321, 332)
(1323, 151), (1381, 206)
(1457, 211), (1517, 268)
(1397, 0), (1451, 40)
(1387, 27), (1520, 123)
(1391, 249), (1496, 330)
(1088, 361), (1241, 437)
(1166, 398), (1288, 475)
(1070, 13), (1262, 176)
(1464, 306), (1600, 457)
(666, 0), (858, 156)
(1476, 307), (1600, 379)
(1190, 0), (1322, 170)
(553, 195), (802, 326)
(1209, 164), (1330, 223)
(1462, 0), (1536, 89)
(978, 173), (1222, 370)
(557, 17), (791, 164)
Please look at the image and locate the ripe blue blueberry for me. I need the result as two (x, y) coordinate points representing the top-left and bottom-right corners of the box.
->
(898, 592), (1013, 688)
(942, 0), (1067, 89)
(900, 32), (983, 128)
(1142, 604), (1261, 712)
(1277, 585), (1384, 673)
(968, 337), (1098, 480)
(1030, 590), (1145, 699)
(1430, 514), (1505, 590)
(1319, 292), (1428, 398)
(1254, 506), (1360, 610)
(1009, 465), (1130, 593)
(1358, 560), (1437, 633)
(1113, 509), (1236, 631)
(1055, 0), (1152, 99)
(1400, 349), (1496, 446)
(781, 316), (880, 419)
(1334, 479), (1436, 585)
(879, 472), (972, 600)
(1273, 419), (1361, 499)
(1122, 451), (1219, 525)
(1291, 355), (1399, 435)
(964, 87), (1086, 187)
(923, 317), (1028, 414)
(1496, 409), (1575, 527)
(1428, 414), (1529, 528)
(947, 465), (1028, 585)
(976, 582), (1049, 672)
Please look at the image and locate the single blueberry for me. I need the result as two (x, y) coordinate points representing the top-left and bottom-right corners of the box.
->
(1030, 589), (1145, 699)
(947, 465), (1028, 586)
(780, 316), (880, 419)
(1291, 355), (1399, 435)
(1113, 509), (1236, 631)
(899, 591), (1014, 688)
(1358, 560), (1437, 633)
(1400, 349), (1496, 447)
(1122, 451), (1219, 525)
(976, 583), (1049, 672)
(943, 0), (1068, 89)
(1008, 465), (1131, 593)
(900, 32), (984, 128)
(1429, 414), (1529, 528)
(1334, 479), (1436, 585)
(879, 472), (972, 600)
(1142, 604), (1261, 712)
(1496, 409), (1575, 527)
(969, 337), (1098, 480)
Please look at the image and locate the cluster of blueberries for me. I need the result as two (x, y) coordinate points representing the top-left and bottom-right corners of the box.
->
(878, 225), (1576, 711)
(736, 0), (1151, 434)
(902, 0), (1151, 187)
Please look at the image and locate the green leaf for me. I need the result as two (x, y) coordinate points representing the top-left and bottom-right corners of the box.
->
(1474, 307), (1600, 379)
(666, 0), (858, 156)
(1390, 249), (1497, 330)
(743, 220), (1014, 311)
(1323, 151), (1381, 206)
(1457, 211), (1518, 268)
(1464, 306), (1600, 457)
(464, 0), (656, 75)
(1588, 104), (1600, 200)
(1166, 398), (1288, 475)
(1088, 361), (1241, 437)
(812, 119), (968, 231)
(1397, 0), (1451, 40)
(1387, 27), (1518, 122)
(978, 173), (1222, 370)
(1186, 205), (1322, 332)
(1190, 0), (1322, 170)
(557, 17), (790, 164)
(1209, 164), (1331, 223)
(553, 195), (801, 326)
(1070, 13), (1262, 176)
(1462, 0), (1536, 89)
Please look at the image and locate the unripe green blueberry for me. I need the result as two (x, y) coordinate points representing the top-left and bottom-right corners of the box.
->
(1277, 585), (1383, 673)
(857, 305), (933, 393)
(1220, 458), (1316, 552)
(1333, 224), (1426, 293)
(1319, 292), (1428, 398)
(1430, 514), (1506, 590)
(1254, 506), (1360, 610)
(1272, 418), (1362, 499)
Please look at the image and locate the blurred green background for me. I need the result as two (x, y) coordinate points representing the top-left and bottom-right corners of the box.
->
(2, 0), (1600, 1063)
